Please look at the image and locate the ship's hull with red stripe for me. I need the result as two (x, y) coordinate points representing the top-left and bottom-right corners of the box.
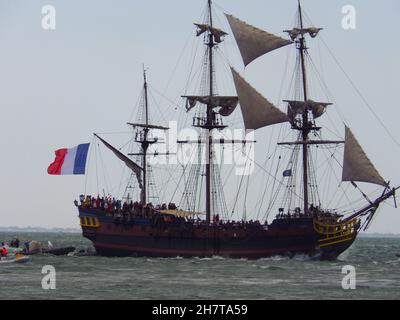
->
(78, 208), (357, 260)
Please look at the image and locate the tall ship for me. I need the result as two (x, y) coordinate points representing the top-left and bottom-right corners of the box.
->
(76, 0), (398, 260)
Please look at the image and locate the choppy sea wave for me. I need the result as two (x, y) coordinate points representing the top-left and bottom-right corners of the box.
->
(0, 232), (399, 300)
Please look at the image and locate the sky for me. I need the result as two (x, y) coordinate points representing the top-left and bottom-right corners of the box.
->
(0, 0), (400, 233)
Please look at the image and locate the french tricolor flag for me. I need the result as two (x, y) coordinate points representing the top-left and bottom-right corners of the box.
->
(47, 143), (90, 175)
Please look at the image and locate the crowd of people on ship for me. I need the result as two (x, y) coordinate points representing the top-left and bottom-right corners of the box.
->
(275, 204), (341, 220)
(76, 195), (177, 217)
(76, 195), (265, 229)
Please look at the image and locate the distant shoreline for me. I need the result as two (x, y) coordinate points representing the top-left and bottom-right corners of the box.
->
(0, 227), (81, 234)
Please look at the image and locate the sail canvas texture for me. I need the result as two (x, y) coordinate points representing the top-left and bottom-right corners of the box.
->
(183, 95), (238, 114)
(225, 14), (292, 66)
(231, 68), (288, 130)
(342, 127), (386, 187)
(95, 135), (144, 188)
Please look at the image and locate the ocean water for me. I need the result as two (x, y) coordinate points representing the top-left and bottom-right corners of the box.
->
(0, 232), (399, 300)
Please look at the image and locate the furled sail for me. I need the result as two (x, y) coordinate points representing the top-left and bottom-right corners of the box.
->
(182, 95), (239, 116)
(342, 127), (386, 187)
(231, 68), (289, 130)
(194, 23), (228, 43)
(95, 134), (144, 189)
(225, 14), (292, 66)
(284, 100), (332, 121)
(284, 27), (323, 41)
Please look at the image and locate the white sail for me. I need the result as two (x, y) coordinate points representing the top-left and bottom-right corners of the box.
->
(342, 127), (386, 187)
(225, 14), (292, 66)
(231, 68), (288, 130)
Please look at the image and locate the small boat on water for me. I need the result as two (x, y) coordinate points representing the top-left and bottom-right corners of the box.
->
(22, 241), (75, 256)
(0, 254), (30, 265)
(41, 246), (76, 256)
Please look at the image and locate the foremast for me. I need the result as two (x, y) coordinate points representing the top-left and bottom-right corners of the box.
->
(139, 68), (150, 205)
(128, 67), (169, 205)
(95, 67), (169, 207)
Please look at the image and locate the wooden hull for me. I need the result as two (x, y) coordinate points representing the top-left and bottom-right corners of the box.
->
(79, 209), (357, 260)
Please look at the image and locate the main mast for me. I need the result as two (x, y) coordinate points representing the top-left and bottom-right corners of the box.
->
(297, 0), (310, 214)
(205, 0), (214, 223)
(181, 0), (233, 222)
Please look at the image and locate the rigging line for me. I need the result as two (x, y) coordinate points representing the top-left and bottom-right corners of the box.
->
(229, 162), (246, 219)
(175, 142), (199, 206)
(117, 137), (136, 153)
(262, 127), (290, 213)
(94, 139), (100, 195)
(336, 188), (382, 211)
(117, 160), (128, 199)
(128, 87), (145, 124)
(84, 136), (95, 195)
(316, 148), (335, 202)
(335, 189), (365, 213)
(332, 184), (350, 212)
(263, 155), (283, 221)
(253, 147), (281, 213)
(148, 84), (182, 111)
(197, 160), (204, 213)
(306, 52), (345, 135)
(259, 126), (284, 211)
(319, 35), (400, 149)
(97, 142), (111, 195)
(178, 164), (191, 210)
(221, 155), (237, 188)
(184, 5), (208, 91)
(219, 125), (304, 208)
(309, 148), (321, 205)
(94, 131), (132, 135)
(242, 138), (304, 201)
(158, 27), (199, 107)
(161, 164), (186, 202)
(148, 89), (170, 125)
(253, 155), (273, 215)
(183, 35), (201, 96)
(280, 142), (299, 211)
(243, 172), (251, 221)
(277, 45), (293, 105)
(317, 140), (353, 208)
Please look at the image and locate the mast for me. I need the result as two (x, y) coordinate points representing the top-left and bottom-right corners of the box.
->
(205, 0), (214, 223)
(297, 0), (310, 214)
(182, 0), (232, 222)
(126, 68), (170, 205)
(141, 66), (150, 205)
